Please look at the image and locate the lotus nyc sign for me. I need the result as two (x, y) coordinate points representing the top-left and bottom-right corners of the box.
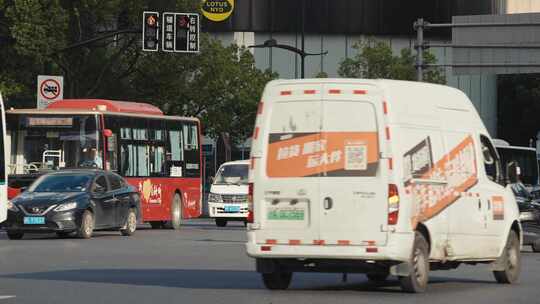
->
(201, 0), (234, 22)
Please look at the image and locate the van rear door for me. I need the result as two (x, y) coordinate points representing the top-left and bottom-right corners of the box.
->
(256, 84), (323, 245)
(318, 85), (388, 246)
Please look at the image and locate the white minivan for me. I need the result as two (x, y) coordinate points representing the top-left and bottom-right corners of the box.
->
(208, 160), (250, 227)
(246, 79), (521, 293)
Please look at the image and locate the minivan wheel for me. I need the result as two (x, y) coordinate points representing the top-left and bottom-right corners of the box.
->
(7, 231), (24, 240)
(76, 210), (94, 239)
(399, 231), (429, 293)
(215, 218), (227, 227)
(494, 230), (521, 284)
(262, 272), (293, 290)
(120, 208), (137, 236)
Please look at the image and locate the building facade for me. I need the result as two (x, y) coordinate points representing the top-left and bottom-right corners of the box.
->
(202, 0), (540, 138)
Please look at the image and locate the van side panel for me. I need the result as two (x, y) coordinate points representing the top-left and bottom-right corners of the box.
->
(392, 125), (449, 260)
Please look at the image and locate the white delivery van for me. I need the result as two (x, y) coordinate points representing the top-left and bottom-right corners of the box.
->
(246, 79), (521, 293)
(208, 160), (250, 227)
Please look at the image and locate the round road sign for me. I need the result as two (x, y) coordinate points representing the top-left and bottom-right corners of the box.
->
(39, 79), (61, 100)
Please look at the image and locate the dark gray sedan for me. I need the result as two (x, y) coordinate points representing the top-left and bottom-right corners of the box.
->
(5, 170), (140, 239)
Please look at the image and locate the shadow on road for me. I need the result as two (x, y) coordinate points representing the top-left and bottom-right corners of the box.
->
(0, 268), (496, 293)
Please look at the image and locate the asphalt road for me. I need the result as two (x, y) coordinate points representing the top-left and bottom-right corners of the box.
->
(1, 219), (539, 304)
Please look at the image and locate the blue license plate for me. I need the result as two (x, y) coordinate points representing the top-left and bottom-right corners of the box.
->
(24, 217), (45, 225)
(224, 205), (241, 213)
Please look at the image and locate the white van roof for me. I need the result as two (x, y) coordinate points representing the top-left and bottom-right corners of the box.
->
(265, 78), (486, 134)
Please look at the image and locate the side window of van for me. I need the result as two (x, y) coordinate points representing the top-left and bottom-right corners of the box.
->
(480, 135), (501, 183)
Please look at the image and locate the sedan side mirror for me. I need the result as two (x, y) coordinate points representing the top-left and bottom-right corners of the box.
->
(506, 161), (519, 184)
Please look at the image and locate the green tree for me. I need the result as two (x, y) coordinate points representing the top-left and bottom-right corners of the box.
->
(338, 39), (445, 84)
(130, 36), (277, 144)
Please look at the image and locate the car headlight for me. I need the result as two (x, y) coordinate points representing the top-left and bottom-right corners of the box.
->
(7, 201), (19, 212)
(54, 202), (78, 212)
(208, 193), (223, 203)
(519, 211), (536, 222)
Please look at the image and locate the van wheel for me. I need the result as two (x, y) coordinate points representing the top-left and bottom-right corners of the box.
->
(76, 210), (94, 239)
(120, 208), (137, 236)
(166, 193), (182, 230)
(215, 218), (227, 227)
(493, 230), (521, 284)
(7, 231), (24, 240)
(262, 272), (293, 290)
(366, 273), (389, 282)
(399, 231), (429, 293)
(532, 239), (540, 253)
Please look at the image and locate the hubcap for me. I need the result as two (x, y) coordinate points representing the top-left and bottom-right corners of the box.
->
(507, 241), (518, 272)
(413, 248), (426, 283)
(84, 214), (93, 235)
(129, 213), (136, 232)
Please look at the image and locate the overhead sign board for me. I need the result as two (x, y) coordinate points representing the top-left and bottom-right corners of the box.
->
(37, 75), (63, 110)
(162, 12), (175, 52)
(452, 13), (540, 75)
(201, 0), (234, 22)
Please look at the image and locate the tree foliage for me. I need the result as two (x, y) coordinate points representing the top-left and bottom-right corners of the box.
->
(0, 0), (276, 143)
(338, 39), (445, 84)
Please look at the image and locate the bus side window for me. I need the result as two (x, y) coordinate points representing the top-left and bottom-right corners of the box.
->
(169, 130), (183, 161)
(183, 124), (198, 150)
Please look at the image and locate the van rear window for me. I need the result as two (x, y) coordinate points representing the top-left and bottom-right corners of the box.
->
(267, 101), (379, 178)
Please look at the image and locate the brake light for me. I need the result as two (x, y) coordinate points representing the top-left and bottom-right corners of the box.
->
(247, 183), (254, 223)
(388, 184), (399, 225)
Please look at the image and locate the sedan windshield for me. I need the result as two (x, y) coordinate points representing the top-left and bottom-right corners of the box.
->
(29, 174), (92, 193)
(214, 164), (248, 185)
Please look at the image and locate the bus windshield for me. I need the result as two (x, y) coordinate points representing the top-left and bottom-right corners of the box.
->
(214, 164), (249, 185)
(7, 114), (101, 174)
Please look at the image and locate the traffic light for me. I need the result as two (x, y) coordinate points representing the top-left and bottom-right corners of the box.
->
(142, 12), (159, 51)
(175, 14), (190, 52)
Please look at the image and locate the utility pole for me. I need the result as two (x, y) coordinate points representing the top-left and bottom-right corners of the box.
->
(414, 18), (425, 82)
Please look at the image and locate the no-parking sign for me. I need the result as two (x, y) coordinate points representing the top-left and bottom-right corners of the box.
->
(37, 75), (63, 109)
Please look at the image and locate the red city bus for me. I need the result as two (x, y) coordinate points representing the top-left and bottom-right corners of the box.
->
(6, 99), (202, 228)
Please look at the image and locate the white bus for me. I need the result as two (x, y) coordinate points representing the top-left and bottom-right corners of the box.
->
(0, 93), (7, 223)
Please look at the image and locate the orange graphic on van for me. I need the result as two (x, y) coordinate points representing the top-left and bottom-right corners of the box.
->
(267, 132), (379, 177)
(492, 196), (504, 220)
(406, 135), (478, 228)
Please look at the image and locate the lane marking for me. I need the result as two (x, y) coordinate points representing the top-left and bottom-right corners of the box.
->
(0, 296), (16, 300)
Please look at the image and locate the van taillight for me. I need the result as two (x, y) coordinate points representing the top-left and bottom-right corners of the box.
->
(247, 183), (254, 223)
(388, 184), (399, 225)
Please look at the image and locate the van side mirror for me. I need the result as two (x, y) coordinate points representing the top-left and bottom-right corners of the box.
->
(506, 161), (519, 184)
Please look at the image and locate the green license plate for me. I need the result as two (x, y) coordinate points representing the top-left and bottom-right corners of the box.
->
(267, 209), (305, 220)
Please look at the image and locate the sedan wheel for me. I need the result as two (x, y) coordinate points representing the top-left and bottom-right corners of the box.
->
(7, 231), (24, 240)
(76, 210), (94, 239)
(121, 208), (137, 236)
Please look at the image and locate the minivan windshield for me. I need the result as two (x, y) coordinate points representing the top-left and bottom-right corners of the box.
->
(214, 164), (248, 185)
(29, 174), (92, 193)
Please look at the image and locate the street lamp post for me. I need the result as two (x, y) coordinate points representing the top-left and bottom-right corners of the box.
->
(249, 0), (327, 79)
(249, 39), (327, 79)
